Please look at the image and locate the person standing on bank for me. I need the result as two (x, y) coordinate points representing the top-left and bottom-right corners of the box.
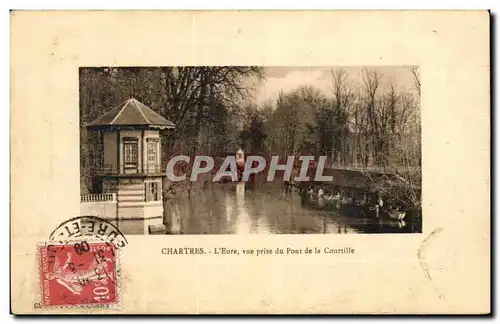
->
(375, 194), (384, 218)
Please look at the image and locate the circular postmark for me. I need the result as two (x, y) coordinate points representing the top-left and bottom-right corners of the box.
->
(48, 216), (128, 249)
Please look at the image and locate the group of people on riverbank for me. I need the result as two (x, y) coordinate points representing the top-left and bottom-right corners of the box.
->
(301, 184), (391, 218)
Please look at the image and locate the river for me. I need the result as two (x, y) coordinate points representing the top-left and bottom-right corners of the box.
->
(160, 182), (421, 235)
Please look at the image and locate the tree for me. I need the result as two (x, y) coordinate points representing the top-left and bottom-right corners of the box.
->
(361, 68), (383, 166)
(409, 65), (421, 98)
(266, 87), (323, 159)
(79, 66), (264, 193)
(239, 103), (268, 153)
(330, 69), (355, 165)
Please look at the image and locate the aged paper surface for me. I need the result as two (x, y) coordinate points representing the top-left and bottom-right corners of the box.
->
(10, 10), (490, 314)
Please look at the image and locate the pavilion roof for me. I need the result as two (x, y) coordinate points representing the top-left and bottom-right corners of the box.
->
(86, 98), (175, 130)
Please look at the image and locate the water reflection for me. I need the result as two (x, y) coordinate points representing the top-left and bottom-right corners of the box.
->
(159, 182), (419, 235)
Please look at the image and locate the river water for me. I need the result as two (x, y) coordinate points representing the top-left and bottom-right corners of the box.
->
(162, 182), (421, 235)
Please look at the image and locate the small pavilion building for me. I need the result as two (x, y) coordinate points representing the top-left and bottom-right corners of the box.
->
(81, 98), (175, 234)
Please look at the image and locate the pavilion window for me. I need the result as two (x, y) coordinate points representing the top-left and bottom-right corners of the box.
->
(123, 137), (139, 173)
(146, 138), (159, 172)
(145, 181), (160, 202)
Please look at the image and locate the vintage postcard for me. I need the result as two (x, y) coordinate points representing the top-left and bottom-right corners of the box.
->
(10, 11), (490, 314)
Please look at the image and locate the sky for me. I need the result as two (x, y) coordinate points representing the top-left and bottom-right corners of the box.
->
(251, 66), (417, 105)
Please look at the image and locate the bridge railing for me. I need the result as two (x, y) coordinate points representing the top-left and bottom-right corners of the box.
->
(81, 193), (117, 203)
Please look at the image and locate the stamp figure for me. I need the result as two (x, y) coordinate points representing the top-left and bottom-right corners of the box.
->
(39, 241), (119, 308)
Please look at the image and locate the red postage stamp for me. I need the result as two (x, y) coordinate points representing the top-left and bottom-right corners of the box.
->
(38, 241), (120, 308)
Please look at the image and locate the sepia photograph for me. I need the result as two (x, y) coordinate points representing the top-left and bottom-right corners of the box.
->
(80, 66), (422, 235)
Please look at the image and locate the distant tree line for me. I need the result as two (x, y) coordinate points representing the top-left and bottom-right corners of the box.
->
(239, 68), (421, 172)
